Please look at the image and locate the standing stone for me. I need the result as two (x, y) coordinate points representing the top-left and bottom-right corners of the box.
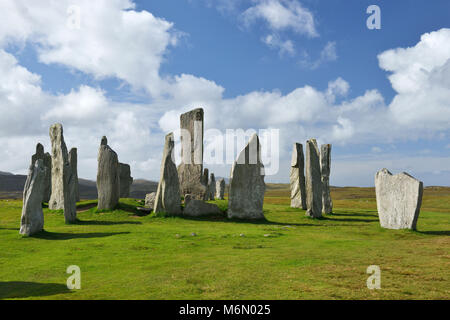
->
(208, 173), (216, 200)
(20, 159), (46, 236)
(178, 108), (207, 200)
(145, 192), (156, 209)
(228, 134), (266, 219)
(202, 168), (209, 186)
(375, 168), (423, 230)
(216, 178), (225, 200)
(320, 144), (332, 214)
(69, 148), (80, 202)
(97, 136), (120, 210)
(290, 143), (306, 210)
(49, 124), (77, 223)
(305, 139), (322, 218)
(31, 143), (52, 203)
(154, 133), (182, 216)
(119, 163), (133, 198)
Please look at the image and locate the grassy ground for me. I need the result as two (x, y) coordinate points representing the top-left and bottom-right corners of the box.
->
(0, 186), (449, 300)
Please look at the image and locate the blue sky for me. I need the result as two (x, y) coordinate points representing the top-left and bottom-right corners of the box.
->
(0, 0), (449, 186)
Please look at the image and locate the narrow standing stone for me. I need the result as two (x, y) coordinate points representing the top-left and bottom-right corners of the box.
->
(290, 143), (306, 209)
(69, 148), (80, 202)
(305, 139), (322, 218)
(208, 173), (216, 200)
(97, 136), (120, 210)
(375, 168), (423, 230)
(216, 178), (225, 200)
(320, 144), (332, 214)
(228, 134), (266, 219)
(119, 163), (133, 198)
(154, 133), (182, 215)
(31, 143), (52, 203)
(20, 159), (46, 236)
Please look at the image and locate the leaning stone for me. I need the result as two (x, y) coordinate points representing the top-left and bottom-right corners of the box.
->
(375, 168), (423, 230)
(183, 200), (222, 217)
(228, 134), (266, 219)
(119, 163), (133, 198)
(69, 148), (80, 202)
(97, 136), (120, 210)
(154, 133), (182, 216)
(320, 144), (332, 214)
(20, 159), (46, 236)
(208, 173), (216, 200)
(215, 178), (225, 200)
(31, 143), (52, 203)
(290, 143), (306, 209)
(144, 192), (156, 208)
(305, 139), (322, 218)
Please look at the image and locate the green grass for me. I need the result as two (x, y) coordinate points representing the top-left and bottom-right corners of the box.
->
(0, 187), (449, 300)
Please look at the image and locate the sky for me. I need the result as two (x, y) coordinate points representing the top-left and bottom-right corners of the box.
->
(0, 0), (449, 186)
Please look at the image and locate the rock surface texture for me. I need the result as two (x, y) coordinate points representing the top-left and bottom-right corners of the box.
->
(20, 159), (46, 236)
(183, 199), (223, 217)
(48, 123), (77, 223)
(154, 133), (182, 216)
(69, 148), (80, 202)
(145, 192), (156, 209)
(178, 108), (207, 200)
(228, 134), (266, 219)
(290, 143), (306, 209)
(305, 139), (322, 218)
(375, 168), (423, 230)
(320, 144), (332, 214)
(119, 163), (133, 198)
(208, 173), (216, 200)
(216, 178), (225, 200)
(97, 136), (120, 210)
(31, 143), (52, 203)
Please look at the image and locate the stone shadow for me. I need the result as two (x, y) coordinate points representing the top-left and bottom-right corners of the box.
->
(74, 220), (141, 226)
(32, 230), (130, 240)
(416, 230), (450, 236)
(0, 281), (71, 299)
(331, 212), (377, 218)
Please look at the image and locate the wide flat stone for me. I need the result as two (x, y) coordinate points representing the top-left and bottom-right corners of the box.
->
(183, 199), (223, 217)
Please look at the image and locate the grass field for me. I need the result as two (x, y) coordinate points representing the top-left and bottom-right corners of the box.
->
(0, 186), (449, 300)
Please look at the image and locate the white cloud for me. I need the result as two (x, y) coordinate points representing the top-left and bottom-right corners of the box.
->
(262, 34), (295, 56)
(300, 41), (338, 69)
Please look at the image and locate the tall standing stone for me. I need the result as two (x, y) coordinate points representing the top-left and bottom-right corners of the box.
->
(305, 139), (322, 218)
(208, 173), (216, 200)
(154, 133), (182, 215)
(119, 163), (133, 198)
(20, 159), (46, 236)
(49, 123), (77, 223)
(290, 143), (306, 210)
(178, 108), (207, 200)
(31, 143), (52, 203)
(320, 144), (332, 214)
(228, 134), (266, 219)
(97, 136), (120, 210)
(216, 178), (225, 200)
(69, 148), (80, 202)
(375, 168), (423, 230)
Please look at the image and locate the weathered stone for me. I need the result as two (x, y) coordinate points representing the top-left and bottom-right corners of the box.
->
(305, 139), (322, 218)
(69, 148), (80, 202)
(184, 194), (192, 206)
(178, 108), (207, 200)
(320, 144), (332, 214)
(48, 124), (77, 223)
(375, 168), (423, 230)
(183, 199), (223, 217)
(154, 133), (182, 216)
(228, 134), (266, 219)
(145, 192), (156, 208)
(216, 178), (225, 200)
(97, 136), (120, 210)
(290, 143), (306, 209)
(202, 168), (209, 186)
(208, 173), (216, 200)
(119, 163), (133, 198)
(31, 143), (51, 203)
(20, 159), (46, 236)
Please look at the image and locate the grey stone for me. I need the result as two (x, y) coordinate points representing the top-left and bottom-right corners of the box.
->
(202, 168), (209, 186)
(31, 143), (51, 203)
(69, 148), (80, 202)
(375, 168), (423, 230)
(183, 199), (222, 217)
(97, 136), (120, 210)
(144, 192), (156, 208)
(178, 108), (207, 200)
(20, 159), (46, 236)
(119, 163), (133, 198)
(228, 134), (266, 220)
(216, 178), (225, 200)
(184, 194), (192, 206)
(320, 144), (332, 214)
(208, 173), (216, 200)
(290, 143), (306, 209)
(48, 124), (77, 223)
(154, 133), (182, 216)
(305, 139), (322, 218)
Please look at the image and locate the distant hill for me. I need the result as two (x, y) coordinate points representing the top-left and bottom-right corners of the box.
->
(0, 171), (158, 200)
